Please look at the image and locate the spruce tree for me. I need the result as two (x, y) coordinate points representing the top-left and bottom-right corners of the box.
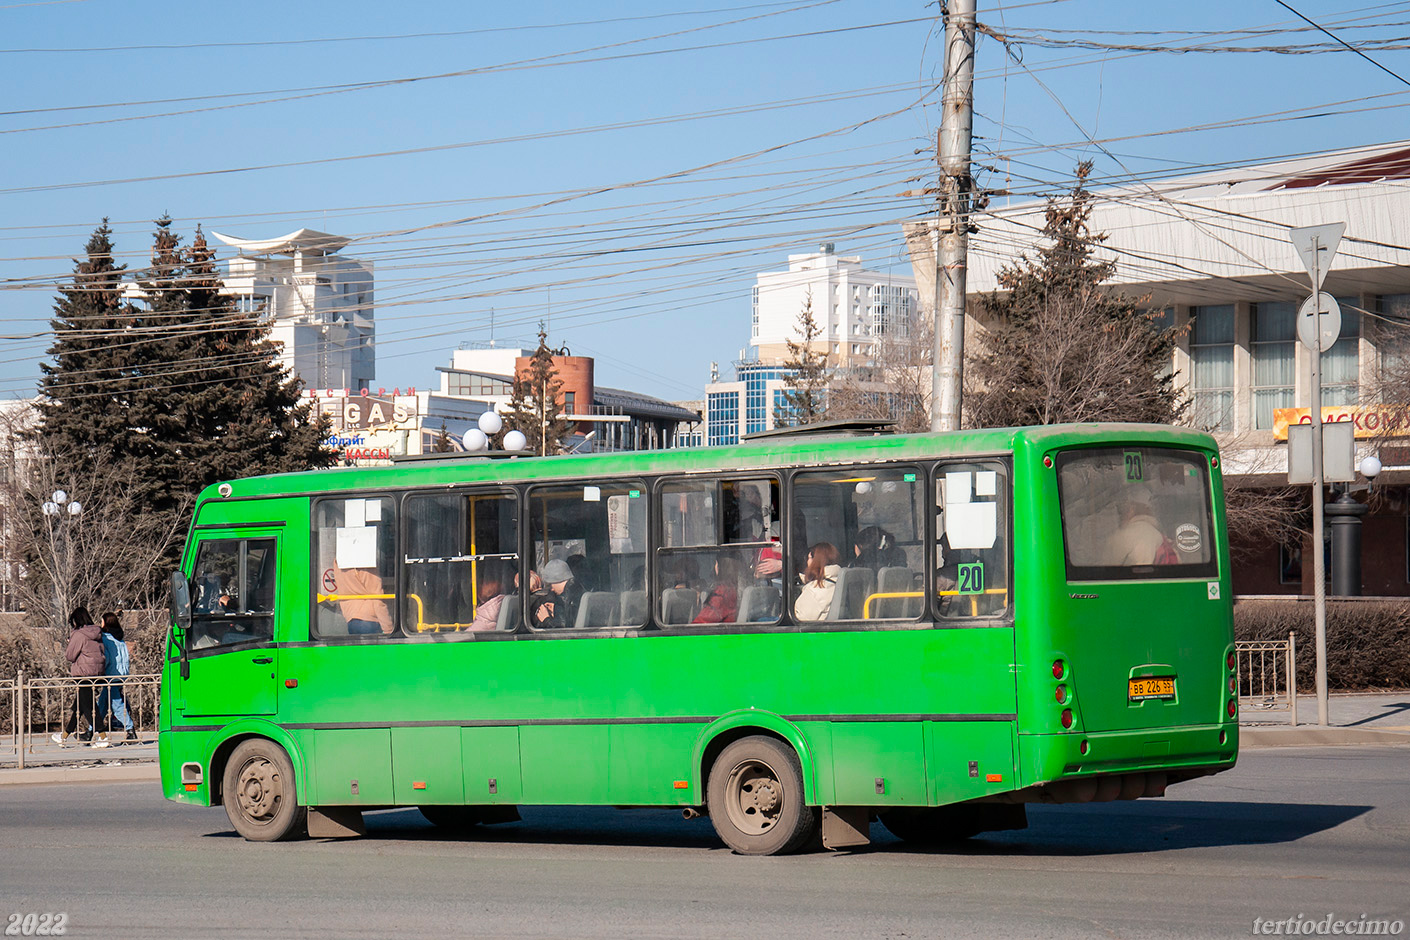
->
(502, 325), (572, 455)
(966, 163), (1185, 428)
(773, 291), (829, 427)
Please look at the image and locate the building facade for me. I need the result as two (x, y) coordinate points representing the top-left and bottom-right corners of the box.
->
(213, 229), (376, 392)
(907, 141), (1410, 596)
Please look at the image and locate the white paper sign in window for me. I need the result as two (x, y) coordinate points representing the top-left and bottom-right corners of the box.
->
(975, 471), (997, 497)
(945, 502), (997, 549)
(583, 486), (601, 503)
(344, 498), (367, 528)
(945, 471), (972, 505)
(336, 526), (377, 569)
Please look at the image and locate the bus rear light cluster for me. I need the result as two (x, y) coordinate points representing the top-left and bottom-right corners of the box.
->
(1226, 651), (1237, 671)
(1226, 699), (1237, 718)
(1228, 676), (1236, 694)
(1055, 685), (1068, 704)
(1052, 659), (1065, 679)
(1079, 739), (1089, 755)
(1060, 708), (1074, 729)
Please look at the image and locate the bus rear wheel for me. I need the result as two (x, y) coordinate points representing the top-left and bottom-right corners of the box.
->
(222, 739), (306, 842)
(707, 735), (816, 856)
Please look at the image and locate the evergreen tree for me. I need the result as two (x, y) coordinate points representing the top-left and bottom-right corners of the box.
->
(966, 163), (1185, 428)
(502, 325), (572, 455)
(773, 291), (829, 427)
(432, 420), (454, 452)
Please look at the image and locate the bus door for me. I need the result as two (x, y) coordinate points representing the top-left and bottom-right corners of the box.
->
(1052, 446), (1226, 732)
(180, 533), (281, 717)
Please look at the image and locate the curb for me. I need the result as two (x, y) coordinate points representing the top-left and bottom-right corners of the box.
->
(0, 762), (159, 786)
(1240, 726), (1410, 748)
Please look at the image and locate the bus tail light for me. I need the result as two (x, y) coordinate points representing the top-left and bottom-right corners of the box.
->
(1052, 659), (1065, 679)
(1060, 708), (1074, 729)
(1055, 685), (1067, 704)
(1226, 651), (1236, 671)
(1226, 699), (1237, 718)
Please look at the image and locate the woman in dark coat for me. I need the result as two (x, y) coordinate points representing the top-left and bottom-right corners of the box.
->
(51, 606), (108, 747)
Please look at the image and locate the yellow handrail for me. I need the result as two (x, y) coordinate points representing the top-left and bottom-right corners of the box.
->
(862, 588), (1009, 618)
(861, 591), (924, 619)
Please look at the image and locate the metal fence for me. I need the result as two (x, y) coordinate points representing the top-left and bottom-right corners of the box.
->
(4, 673), (161, 768)
(1235, 633), (1298, 726)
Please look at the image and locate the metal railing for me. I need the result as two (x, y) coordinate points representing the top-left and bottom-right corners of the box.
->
(1235, 633), (1298, 726)
(4, 673), (161, 768)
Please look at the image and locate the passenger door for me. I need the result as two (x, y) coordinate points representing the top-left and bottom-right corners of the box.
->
(180, 533), (281, 717)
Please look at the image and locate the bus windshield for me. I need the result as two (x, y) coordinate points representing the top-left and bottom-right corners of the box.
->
(1057, 447), (1218, 581)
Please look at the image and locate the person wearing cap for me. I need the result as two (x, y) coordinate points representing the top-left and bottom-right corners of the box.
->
(529, 559), (582, 629)
(1105, 483), (1165, 566)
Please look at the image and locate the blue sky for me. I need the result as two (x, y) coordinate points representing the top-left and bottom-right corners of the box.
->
(1, 0), (1407, 403)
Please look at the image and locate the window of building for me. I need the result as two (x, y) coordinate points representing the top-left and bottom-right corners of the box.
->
(313, 496), (397, 638)
(402, 491), (518, 633)
(1323, 299), (1360, 407)
(751, 286), (759, 339)
(1376, 294), (1410, 380)
(563, 391), (575, 414)
(707, 391), (740, 446)
(1252, 302), (1297, 430)
(1190, 305), (1236, 431)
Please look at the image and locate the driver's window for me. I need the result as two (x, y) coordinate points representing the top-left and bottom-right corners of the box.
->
(190, 538), (277, 649)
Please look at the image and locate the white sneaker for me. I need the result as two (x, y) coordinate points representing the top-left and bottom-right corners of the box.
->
(50, 732), (69, 747)
(89, 733), (110, 748)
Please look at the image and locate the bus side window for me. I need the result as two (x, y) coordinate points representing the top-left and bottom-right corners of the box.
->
(528, 482), (647, 630)
(313, 496), (397, 638)
(190, 537), (277, 648)
(936, 463), (1010, 619)
(657, 477), (780, 627)
(403, 491), (518, 633)
(792, 467), (924, 622)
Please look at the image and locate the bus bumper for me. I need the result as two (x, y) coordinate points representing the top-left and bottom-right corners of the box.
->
(1018, 723), (1238, 795)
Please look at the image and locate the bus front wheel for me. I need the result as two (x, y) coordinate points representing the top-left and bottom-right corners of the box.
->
(707, 735), (816, 856)
(222, 739), (306, 842)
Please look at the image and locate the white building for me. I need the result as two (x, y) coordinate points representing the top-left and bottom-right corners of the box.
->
(213, 229), (375, 392)
(752, 244), (920, 367)
(906, 140), (1410, 596)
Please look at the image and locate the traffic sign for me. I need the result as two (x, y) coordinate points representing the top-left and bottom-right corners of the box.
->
(1297, 292), (1342, 353)
(1290, 223), (1344, 291)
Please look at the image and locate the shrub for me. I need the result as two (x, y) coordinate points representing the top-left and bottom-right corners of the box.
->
(1235, 598), (1410, 692)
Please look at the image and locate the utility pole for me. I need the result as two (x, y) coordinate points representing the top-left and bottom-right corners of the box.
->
(931, 0), (976, 433)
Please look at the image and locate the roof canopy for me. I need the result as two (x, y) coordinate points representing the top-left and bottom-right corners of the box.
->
(211, 228), (350, 256)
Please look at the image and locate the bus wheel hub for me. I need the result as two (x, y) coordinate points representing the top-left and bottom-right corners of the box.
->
(236, 759), (278, 819)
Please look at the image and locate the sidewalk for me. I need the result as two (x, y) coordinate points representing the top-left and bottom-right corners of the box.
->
(0, 732), (160, 786)
(1240, 691), (1410, 748)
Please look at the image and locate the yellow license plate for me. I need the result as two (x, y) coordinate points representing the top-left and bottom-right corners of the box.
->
(1128, 677), (1176, 700)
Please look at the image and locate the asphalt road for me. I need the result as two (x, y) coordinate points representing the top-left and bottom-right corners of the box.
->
(1, 746), (1407, 940)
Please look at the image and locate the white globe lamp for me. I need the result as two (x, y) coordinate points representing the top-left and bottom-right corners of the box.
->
(478, 411), (503, 436)
(463, 429), (488, 452)
(503, 429), (528, 452)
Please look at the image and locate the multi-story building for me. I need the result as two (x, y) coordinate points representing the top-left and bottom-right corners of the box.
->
(751, 244), (920, 367)
(213, 228), (375, 392)
(907, 140), (1410, 596)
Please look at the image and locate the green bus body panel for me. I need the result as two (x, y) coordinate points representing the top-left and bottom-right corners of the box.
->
(160, 424), (1237, 816)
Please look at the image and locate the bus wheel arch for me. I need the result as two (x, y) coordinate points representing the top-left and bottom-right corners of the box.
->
(207, 725), (306, 807)
(694, 713), (818, 805)
(220, 737), (307, 841)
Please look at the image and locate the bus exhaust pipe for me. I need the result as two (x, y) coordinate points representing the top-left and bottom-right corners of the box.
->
(682, 807), (707, 820)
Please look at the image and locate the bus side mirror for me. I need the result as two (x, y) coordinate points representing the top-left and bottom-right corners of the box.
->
(169, 571), (192, 679)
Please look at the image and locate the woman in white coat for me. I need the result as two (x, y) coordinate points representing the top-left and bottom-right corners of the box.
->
(794, 542), (842, 621)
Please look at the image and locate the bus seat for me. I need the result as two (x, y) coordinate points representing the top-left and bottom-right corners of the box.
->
(496, 595), (519, 632)
(876, 566), (921, 618)
(319, 607), (350, 637)
(575, 591), (620, 629)
(619, 590), (648, 627)
(661, 587), (698, 626)
(737, 584), (780, 623)
(828, 567), (875, 621)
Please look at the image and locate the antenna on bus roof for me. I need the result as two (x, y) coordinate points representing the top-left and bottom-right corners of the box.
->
(743, 418), (896, 442)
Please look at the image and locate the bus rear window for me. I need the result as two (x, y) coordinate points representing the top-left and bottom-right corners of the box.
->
(1057, 448), (1218, 581)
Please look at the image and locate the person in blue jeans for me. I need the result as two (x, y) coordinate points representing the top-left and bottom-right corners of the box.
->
(96, 611), (134, 742)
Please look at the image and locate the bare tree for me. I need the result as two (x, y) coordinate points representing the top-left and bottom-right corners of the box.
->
(0, 403), (186, 633)
(827, 313), (933, 433)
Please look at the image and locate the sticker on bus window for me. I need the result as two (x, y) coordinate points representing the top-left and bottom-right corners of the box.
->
(344, 498), (367, 527)
(365, 499), (382, 522)
(903, 473), (916, 483)
(583, 486), (601, 502)
(336, 527), (376, 568)
(975, 471), (997, 496)
(945, 502), (996, 549)
(945, 472), (972, 505)
(629, 490), (640, 498)
(1124, 451), (1144, 482)
(957, 562), (984, 594)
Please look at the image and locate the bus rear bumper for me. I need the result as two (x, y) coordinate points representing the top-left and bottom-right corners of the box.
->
(1012, 724), (1238, 803)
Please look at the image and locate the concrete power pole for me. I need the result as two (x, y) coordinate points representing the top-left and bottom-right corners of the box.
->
(931, 0), (977, 433)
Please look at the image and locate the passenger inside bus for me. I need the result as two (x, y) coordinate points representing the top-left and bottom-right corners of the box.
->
(1105, 484), (1165, 566)
(530, 559), (581, 629)
(468, 563), (511, 632)
(794, 542), (842, 621)
(693, 556), (745, 623)
(334, 566), (394, 635)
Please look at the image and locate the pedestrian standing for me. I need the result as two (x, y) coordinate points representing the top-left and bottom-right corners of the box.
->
(95, 611), (134, 743)
(51, 606), (109, 748)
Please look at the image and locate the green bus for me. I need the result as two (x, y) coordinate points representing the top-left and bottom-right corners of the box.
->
(159, 422), (1239, 855)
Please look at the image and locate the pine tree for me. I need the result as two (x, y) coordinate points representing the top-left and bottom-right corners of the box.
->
(773, 291), (829, 427)
(502, 325), (572, 455)
(966, 163), (1185, 428)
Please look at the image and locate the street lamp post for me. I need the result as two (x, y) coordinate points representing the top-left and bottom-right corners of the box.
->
(41, 489), (83, 631)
